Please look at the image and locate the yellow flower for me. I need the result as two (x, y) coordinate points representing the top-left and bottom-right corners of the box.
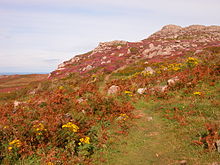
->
(8, 139), (22, 149)
(33, 123), (47, 135)
(59, 86), (64, 90)
(186, 57), (199, 67)
(119, 113), (129, 120)
(91, 74), (96, 78)
(79, 136), (90, 145)
(167, 63), (182, 71)
(62, 122), (79, 132)
(47, 162), (54, 165)
(193, 92), (202, 96)
(124, 91), (132, 94)
(8, 146), (12, 151)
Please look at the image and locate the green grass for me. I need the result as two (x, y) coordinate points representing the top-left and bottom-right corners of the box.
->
(101, 82), (220, 165)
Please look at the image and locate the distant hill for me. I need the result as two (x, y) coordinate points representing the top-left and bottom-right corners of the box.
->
(0, 72), (49, 75)
(0, 74), (48, 93)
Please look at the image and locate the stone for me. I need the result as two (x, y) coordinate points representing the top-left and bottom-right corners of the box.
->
(108, 85), (120, 95)
(161, 25), (182, 33)
(167, 76), (180, 86)
(149, 85), (168, 93)
(117, 46), (122, 49)
(194, 50), (203, 54)
(160, 85), (168, 92)
(127, 49), (131, 54)
(144, 67), (155, 74)
(82, 65), (93, 71)
(77, 98), (85, 103)
(64, 113), (72, 119)
(137, 88), (147, 94)
(216, 140), (220, 153)
(93, 40), (127, 54)
(147, 51), (158, 58)
(210, 162), (219, 165)
(29, 89), (36, 95)
(143, 49), (150, 56)
(14, 101), (22, 108)
(179, 160), (187, 165)
(70, 56), (80, 63)
(146, 116), (153, 121)
(143, 43), (162, 57)
(149, 43), (155, 49)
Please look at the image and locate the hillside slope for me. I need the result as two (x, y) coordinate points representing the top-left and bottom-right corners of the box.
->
(0, 25), (219, 165)
(49, 25), (220, 78)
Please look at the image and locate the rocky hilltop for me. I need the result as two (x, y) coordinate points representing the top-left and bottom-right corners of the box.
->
(49, 25), (220, 78)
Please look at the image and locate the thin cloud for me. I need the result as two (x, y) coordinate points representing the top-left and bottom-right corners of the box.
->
(0, 0), (219, 72)
(43, 59), (60, 63)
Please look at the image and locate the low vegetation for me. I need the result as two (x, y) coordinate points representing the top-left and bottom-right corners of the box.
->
(0, 46), (219, 164)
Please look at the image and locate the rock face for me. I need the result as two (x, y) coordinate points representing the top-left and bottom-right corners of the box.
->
(49, 25), (220, 78)
(93, 40), (127, 54)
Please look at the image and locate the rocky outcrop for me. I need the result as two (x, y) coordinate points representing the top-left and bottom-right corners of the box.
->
(92, 40), (127, 54)
(49, 24), (220, 78)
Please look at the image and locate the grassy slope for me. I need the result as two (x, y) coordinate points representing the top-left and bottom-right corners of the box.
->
(100, 49), (220, 164)
(104, 85), (220, 164)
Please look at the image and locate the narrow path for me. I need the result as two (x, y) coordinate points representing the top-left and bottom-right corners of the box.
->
(105, 101), (179, 165)
(102, 100), (217, 165)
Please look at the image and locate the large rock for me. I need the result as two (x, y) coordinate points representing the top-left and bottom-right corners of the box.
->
(93, 40), (127, 54)
(108, 85), (120, 95)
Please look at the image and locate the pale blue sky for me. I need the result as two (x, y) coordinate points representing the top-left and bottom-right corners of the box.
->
(0, 0), (219, 73)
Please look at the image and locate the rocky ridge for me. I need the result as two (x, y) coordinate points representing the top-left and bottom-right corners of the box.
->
(49, 24), (220, 78)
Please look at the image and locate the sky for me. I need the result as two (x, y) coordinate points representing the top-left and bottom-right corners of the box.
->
(0, 0), (219, 73)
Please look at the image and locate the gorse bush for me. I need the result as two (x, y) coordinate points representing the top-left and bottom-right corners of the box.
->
(0, 82), (134, 164)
